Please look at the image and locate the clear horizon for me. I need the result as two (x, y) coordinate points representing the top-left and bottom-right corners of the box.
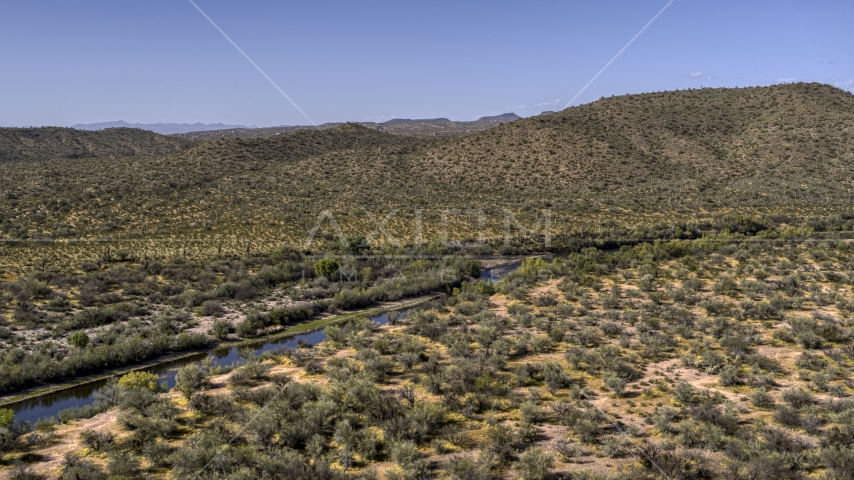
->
(3, 0), (853, 128)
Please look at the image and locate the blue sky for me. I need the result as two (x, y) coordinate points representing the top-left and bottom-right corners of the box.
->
(2, 0), (852, 127)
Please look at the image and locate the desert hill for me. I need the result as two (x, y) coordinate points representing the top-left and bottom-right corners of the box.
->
(0, 126), (194, 163)
(1, 83), (853, 262)
(71, 121), (255, 135)
(173, 113), (522, 140)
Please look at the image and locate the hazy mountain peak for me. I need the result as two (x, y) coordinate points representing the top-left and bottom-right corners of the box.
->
(476, 113), (520, 122)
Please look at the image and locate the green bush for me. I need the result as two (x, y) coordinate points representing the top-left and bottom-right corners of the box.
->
(174, 363), (209, 400)
(59, 454), (107, 480)
(210, 318), (232, 340)
(718, 365), (741, 386)
(0, 408), (13, 427)
(69, 331), (89, 349)
(485, 423), (516, 461)
(236, 319), (257, 338)
(447, 454), (492, 480)
(603, 375), (627, 396)
(314, 258), (340, 279)
(514, 447), (554, 480)
(390, 440), (427, 478)
(118, 371), (159, 391)
(199, 300), (224, 317)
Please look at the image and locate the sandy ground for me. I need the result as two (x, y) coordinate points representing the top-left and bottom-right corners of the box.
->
(14, 409), (120, 478)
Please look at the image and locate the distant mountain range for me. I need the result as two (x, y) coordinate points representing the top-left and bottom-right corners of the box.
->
(1, 113), (523, 162)
(173, 113), (522, 140)
(69, 114), (521, 139)
(71, 121), (256, 135)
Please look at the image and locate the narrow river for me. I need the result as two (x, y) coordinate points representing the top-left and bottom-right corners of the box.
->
(9, 311), (398, 425)
(8, 262), (519, 425)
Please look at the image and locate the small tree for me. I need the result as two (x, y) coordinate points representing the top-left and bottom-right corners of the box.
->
(0, 408), (13, 427)
(314, 258), (339, 279)
(342, 235), (368, 255)
(174, 364), (208, 400)
(603, 375), (628, 397)
(69, 331), (89, 349)
(542, 362), (571, 394)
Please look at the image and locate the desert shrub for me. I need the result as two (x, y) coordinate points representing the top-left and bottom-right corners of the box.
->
(390, 440), (428, 478)
(118, 371), (160, 391)
(603, 375), (627, 396)
(514, 447), (554, 480)
(550, 401), (582, 427)
(59, 454), (107, 480)
(189, 393), (233, 416)
(650, 406), (679, 434)
(4, 462), (43, 480)
(304, 359), (324, 375)
(516, 421), (542, 446)
(713, 275), (739, 295)
(782, 387), (814, 408)
(236, 318), (258, 337)
(210, 318), (232, 339)
(601, 436), (630, 458)
(821, 445), (854, 480)
(174, 363), (210, 400)
(532, 294), (558, 307)
(141, 440), (172, 468)
(718, 364), (741, 386)
(107, 451), (140, 478)
(794, 351), (827, 371)
(745, 354), (783, 373)
(520, 400), (545, 424)
(573, 418), (600, 444)
(672, 381), (698, 405)
(229, 360), (270, 387)
(541, 362), (572, 394)
(314, 259), (340, 279)
(172, 332), (208, 351)
(0, 408), (13, 427)
(446, 453), (492, 480)
(199, 300), (224, 317)
(751, 387), (774, 408)
(79, 429), (114, 451)
(269, 305), (314, 325)
(68, 331), (89, 348)
(555, 440), (584, 463)
(485, 423), (516, 461)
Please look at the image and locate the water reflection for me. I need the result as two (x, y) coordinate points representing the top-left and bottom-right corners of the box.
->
(8, 262), (513, 425)
(9, 312), (395, 424)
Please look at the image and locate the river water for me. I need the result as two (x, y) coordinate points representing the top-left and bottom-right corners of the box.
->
(8, 262), (519, 425)
(8, 311), (396, 425)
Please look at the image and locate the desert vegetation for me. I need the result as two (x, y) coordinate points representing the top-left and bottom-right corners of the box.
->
(4, 237), (854, 478)
(2, 83), (854, 275)
(3, 82), (854, 478)
(0, 241), (480, 395)
(0, 127), (193, 164)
